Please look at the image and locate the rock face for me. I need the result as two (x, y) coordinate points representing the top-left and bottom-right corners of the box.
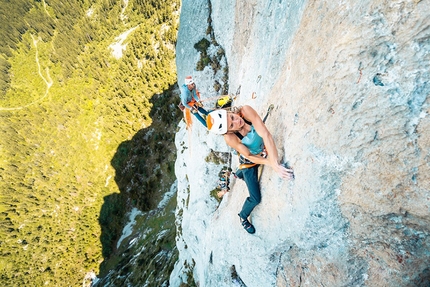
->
(172, 0), (430, 286)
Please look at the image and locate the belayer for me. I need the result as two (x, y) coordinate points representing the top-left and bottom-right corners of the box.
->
(180, 76), (209, 127)
(207, 105), (294, 234)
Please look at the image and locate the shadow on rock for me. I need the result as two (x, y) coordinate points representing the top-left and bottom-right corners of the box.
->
(96, 83), (182, 278)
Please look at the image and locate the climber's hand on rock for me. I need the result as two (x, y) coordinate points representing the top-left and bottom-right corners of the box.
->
(274, 164), (294, 180)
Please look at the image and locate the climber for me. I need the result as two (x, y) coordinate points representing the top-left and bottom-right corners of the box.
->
(206, 105), (294, 234)
(179, 76), (209, 127)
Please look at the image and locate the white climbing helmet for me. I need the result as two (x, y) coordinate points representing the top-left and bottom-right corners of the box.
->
(207, 109), (228, 135)
(184, 76), (194, 85)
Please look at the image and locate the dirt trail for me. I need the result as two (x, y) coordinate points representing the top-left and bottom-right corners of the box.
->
(0, 35), (53, 111)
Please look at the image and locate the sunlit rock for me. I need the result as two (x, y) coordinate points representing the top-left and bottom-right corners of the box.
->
(171, 0), (430, 286)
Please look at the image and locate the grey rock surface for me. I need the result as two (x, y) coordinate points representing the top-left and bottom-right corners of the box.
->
(172, 0), (430, 286)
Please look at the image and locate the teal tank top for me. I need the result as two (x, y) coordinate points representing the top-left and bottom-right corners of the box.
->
(241, 125), (264, 155)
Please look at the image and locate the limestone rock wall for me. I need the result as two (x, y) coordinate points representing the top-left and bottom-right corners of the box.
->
(172, 0), (430, 286)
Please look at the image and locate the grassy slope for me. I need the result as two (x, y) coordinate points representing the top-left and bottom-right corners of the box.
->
(0, 0), (180, 286)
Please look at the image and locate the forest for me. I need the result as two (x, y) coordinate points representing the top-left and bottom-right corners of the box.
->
(0, 0), (181, 286)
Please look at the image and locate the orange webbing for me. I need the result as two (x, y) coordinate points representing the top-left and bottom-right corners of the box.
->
(237, 147), (267, 170)
(184, 108), (193, 129)
(238, 162), (258, 169)
(187, 98), (195, 107)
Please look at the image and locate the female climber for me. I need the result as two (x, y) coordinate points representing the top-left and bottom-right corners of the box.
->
(206, 105), (294, 234)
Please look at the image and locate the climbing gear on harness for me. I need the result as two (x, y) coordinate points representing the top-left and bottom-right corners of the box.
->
(237, 149), (267, 170)
(187, 98), (202, 109)
(210, 166), (232, 201)
(181, 94), (205, 128)
(216, 167), (231, 198)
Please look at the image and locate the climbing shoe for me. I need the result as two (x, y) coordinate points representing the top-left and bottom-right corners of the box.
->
(239, 215), (255, 234)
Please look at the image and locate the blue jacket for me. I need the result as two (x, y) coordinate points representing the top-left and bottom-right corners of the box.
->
(179, 84), (200, 109)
